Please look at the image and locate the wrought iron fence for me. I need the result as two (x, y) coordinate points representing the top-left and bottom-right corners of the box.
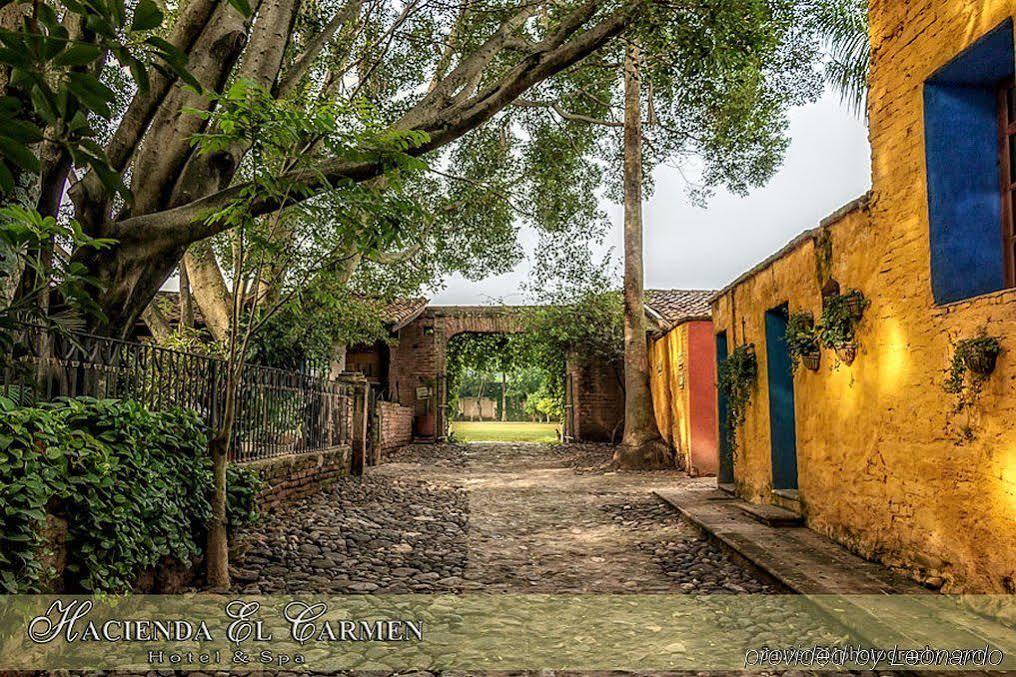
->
(2, 325), (362, 462)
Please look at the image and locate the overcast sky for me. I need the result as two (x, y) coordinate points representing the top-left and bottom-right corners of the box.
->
(429, 89), (872, 305)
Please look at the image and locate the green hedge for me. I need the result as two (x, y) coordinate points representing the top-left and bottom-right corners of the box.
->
(0, 397), (262, 593)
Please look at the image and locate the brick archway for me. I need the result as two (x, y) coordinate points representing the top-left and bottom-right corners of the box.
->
(385, 305), (623, 442)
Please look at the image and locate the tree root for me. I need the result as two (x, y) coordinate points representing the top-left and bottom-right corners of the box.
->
(612, 438), (676, 470)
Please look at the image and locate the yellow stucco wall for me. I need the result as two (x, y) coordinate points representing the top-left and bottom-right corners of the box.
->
(712, 1), (1016, 594)
(650, 324), (693, 466)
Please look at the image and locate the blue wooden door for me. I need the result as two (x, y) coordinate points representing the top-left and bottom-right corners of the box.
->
(715, 331), (734, 484)
(765, 307), (799, 490)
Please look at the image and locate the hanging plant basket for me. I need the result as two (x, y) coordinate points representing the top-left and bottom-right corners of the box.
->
(842, 292), (866, 318)
(835, 343), (857, 365)
(965, 351), (998, 376)
(801, 350), (821, 372)
(786, 311), (820, 373)
(819, 289), (869, 364)
(955, 335), (1003, 377)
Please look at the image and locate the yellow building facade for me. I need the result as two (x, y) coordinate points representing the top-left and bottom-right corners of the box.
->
(711, 1), (1016, 594)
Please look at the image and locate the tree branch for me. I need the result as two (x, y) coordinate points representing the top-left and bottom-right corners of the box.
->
(514, 98), (622, 126)
(110, 0), (645, 247)
(275, 0), (362, 97)
(69, 0), (225, 232)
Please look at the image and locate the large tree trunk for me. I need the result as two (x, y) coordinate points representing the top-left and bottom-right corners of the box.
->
(142, 304), (173, 342)
(613, 42), (671, 470)
(179, 259), (195, 329)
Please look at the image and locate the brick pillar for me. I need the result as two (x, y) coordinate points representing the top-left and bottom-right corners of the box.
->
(568, 355), (625, 443)
(346, 374), (369, 475)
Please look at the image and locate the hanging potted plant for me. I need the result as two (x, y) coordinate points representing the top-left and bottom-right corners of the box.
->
(943, 332), (1003, 441)
(819, 289), (869, 365)
(786, 312), (821, 372)
(717, 343), (758, 453)
(946, 333), (1002, 387)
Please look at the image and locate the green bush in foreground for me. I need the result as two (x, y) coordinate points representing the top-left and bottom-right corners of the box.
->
(0, 397), (261, 593)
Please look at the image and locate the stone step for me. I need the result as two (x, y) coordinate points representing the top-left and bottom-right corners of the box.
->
(734, 501), (804, 527)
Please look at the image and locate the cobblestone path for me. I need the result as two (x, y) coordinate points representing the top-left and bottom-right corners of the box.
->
(229, 443), (897, 675)
(233, 443), (782, 595)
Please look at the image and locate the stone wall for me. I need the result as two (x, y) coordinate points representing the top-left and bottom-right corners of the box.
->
(378, 401), (414, 453)
(242, 446), (352, 513)
(458, 396), (497, 420)
(712, 3), (1016, 594)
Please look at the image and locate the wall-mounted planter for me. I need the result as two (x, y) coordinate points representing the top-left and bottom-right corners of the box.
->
(787, 311), (820, 373)
(965, 350), (998, 376)
(950, 334), (1002, 379)
(835, 343), (857, 365)
(842, 293), (866, 318)
(819, 290), (868, 365)
(801, 350), (821, 371)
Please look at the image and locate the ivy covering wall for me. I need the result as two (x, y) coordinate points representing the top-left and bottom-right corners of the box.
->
(0, 397), (261, 593)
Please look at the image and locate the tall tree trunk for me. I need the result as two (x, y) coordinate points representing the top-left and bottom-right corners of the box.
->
(613, 42), (671, 470)
(142, 304), (173, 342)
(205, 420), (232, 590)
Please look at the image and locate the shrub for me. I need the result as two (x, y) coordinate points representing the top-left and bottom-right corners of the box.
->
(0, 397), (261, 593)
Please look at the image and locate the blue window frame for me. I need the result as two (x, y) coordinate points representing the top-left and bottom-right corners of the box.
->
(924, 19), (1015, 304)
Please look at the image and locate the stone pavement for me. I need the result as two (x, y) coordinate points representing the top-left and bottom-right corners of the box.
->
(232, 443), (794, 596)
(228, 442), (913, 675)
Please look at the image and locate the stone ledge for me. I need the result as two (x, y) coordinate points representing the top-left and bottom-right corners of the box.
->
(240, 446), (352, 512)
(656, 486), (1013, 675)
(655, 485), (925, 595)
(736, 501), (804, 527)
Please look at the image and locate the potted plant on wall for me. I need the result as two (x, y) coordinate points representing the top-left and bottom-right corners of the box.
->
(786, 312), (821, 372)
(818, 289), (869, 365)
(944, 332), (1002, 392)
(943, 331), (1002, 441)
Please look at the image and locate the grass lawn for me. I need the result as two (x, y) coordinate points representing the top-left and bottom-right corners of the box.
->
(451, 421), (562, 443)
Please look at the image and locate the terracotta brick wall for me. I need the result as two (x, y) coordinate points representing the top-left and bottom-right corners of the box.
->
(378, 401), (414, 452)
(568, 357), (624, 443)
(242, 446), (352, 513)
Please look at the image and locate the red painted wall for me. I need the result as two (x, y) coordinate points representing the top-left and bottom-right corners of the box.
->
(687, 321), (719, 476)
